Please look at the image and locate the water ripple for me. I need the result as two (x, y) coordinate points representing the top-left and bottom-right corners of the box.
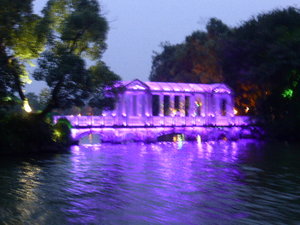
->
(0, 140), (300, 224)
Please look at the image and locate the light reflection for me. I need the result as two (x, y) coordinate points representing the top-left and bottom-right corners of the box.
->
(1, 139), (276, 225)
(197, 135), (202, 145)
(222, 141), (230, 162)
(197, 141), (204, 159)
(232, 141), (238, 153)
(172, 134), (185, 149)
(177, 140), (184, 150)
(18, 163), (41, 201)
(206, 141), (213, 159)
(71, 145), (80, 152)
(9, 162), (43, 223)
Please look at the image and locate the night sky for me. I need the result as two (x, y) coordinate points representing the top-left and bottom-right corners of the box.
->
(29, 0), (299, 92)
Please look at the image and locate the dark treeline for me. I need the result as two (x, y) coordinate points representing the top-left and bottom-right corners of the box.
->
(0, 0), (121, 154)
(150, 7), (300, 141)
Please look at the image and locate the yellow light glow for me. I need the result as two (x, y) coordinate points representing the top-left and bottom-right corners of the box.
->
(173, 136), (177, 142)
(53, 129), (62, 142)
(197, 135), (202, 144)
(54, 130), (61, 138)
(245, 107), (250, 113)
(234, 108), (238, 115)
(23, 99), (32, 113)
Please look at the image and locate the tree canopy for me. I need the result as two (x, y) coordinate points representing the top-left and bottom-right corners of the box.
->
(149, 18), (229, 84)
(0, 0), (120, 116)
(221, 7), (300, 140)
(0, 0), (120, 153)
(150, 7), (300, 140)
(0, 0), (46, 110)
(33, 0), (120, 116)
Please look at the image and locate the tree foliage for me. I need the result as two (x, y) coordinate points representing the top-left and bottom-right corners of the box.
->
(41, 0), (108, 59)
(149, 18), (229, 83)
(0, 0), (120, 117)
(34, 48), (90, 111)
(26, 92), (40, 111)
(33, 0), (120, 116)
(221, 8), (299, 114)
(221, 7), (300, 138)
(88, 61), (122, 110)
(0, 0), (46, 106)
(26, 88), (51, 112)
(150, 8), (300, 140)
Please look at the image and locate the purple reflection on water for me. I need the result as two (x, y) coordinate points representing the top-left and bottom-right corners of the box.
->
(2, 140), (300, 224)
(63, 140), (264, 224)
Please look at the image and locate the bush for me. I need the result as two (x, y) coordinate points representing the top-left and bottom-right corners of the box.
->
(53, 118), (72, 144)
(0, 114), (72, 155)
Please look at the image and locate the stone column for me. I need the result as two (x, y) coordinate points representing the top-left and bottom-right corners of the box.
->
(215, 95), (221, 116)
(147, 93), (152, 116)
(170, 95), (174, 116)
(228, 95), (234, 116)
(179, 95), (184, 117)
(120, 94), (125, 116)
(138, 94), (142, 117)
(190, 94), (196, 125)
(159, 95), (164, 117)
(115, 94), (120, 125)
(126, 95), (130, 116)
(145, 93), (151, 126)
(143, 94), (146, 116)
(142, 94), (147, 117)
(204, 93), (209, 117)
(210, 94), (216, 116)
(189, 94), (195, 117)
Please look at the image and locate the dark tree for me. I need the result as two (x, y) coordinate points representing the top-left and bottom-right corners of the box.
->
(0, 0), (46, 110)
(34, 0), (120, 117)
(221, 7), (300, 140)
(149, 18), (229, 84)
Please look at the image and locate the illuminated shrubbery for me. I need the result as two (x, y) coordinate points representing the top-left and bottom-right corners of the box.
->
(0, 114), (72, 155)
(53, 118), (72, 144)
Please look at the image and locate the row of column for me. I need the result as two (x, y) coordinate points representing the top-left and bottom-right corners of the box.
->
(116, 92), (152, 117)
(155, 93), (233, 117)
(157, 94), (209, 117)
(114, 92), (233, 118)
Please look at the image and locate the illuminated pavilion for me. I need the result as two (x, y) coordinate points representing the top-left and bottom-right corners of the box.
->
(104, 79), (235, 127)
(54, 79), (252, 142)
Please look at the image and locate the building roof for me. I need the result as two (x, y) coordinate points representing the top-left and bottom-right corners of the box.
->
(120, 79), (231, 94)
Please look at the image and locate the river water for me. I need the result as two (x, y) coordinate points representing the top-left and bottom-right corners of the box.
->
(0, 139), (300, 224)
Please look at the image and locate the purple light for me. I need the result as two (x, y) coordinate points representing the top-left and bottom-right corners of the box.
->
(65, 125), (259, 143)
(55, 115), (251, 130)
(53, 80), (255, 142)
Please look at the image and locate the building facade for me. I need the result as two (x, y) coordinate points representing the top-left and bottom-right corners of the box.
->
(100, 79), (236, 126)
(54, 80), (253, 141)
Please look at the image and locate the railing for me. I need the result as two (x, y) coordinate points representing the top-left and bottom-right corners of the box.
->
(54, 115), (252, 127)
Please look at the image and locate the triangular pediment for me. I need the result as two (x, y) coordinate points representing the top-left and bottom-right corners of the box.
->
(212, 84), (232, 94)
(125, 79), (150, 91)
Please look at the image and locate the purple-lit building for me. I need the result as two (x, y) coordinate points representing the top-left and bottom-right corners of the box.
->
(54, 80), (252, 141)
(104, 79), (235, 126)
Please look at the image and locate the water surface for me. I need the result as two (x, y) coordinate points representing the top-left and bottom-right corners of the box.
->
(0, 140), (300, 224)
